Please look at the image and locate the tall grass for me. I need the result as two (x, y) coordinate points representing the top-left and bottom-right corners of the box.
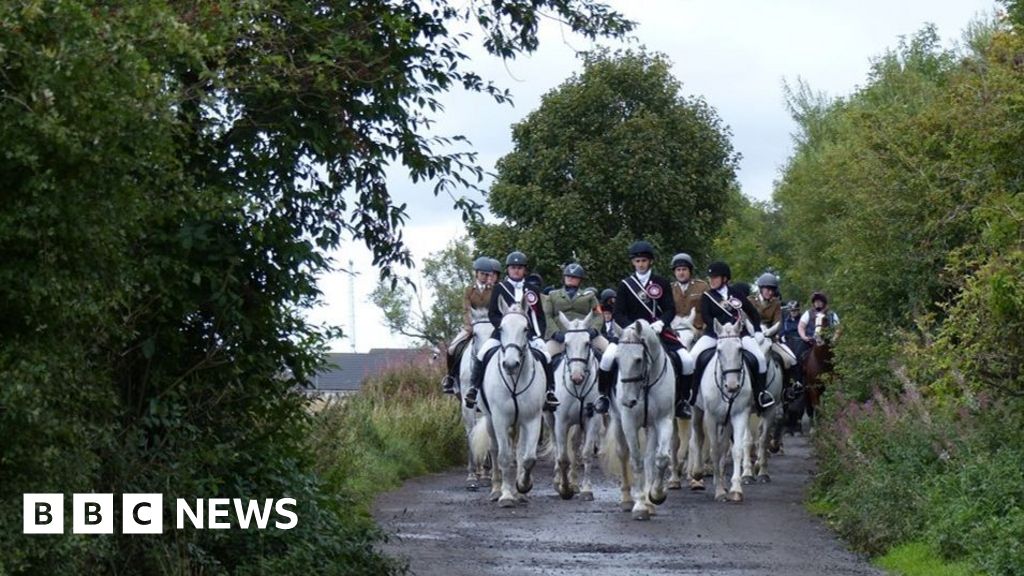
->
(812, 388), (1024, 575)
(307, 361), (465, 513)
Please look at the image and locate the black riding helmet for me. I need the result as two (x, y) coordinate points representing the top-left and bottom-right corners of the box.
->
(505, 251), (528, 267)
(707, 261), (731, 280)
(600, 288), (616, 307)
(811, 291), (828, 306)
(628, 240), (655, 260)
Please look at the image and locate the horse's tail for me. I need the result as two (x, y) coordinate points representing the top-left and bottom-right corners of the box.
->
(470, 414), (491, 464)
(599, 415), (622, 478)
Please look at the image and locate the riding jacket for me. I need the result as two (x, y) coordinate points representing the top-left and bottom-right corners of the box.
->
(671, 278), (709, 331)
(748, 294), (782, 332)
(701, 284), (763, 338)
(489, 278), (546, 338)
(613, 271), (677, 343)
(462, 283), (492, 326)
(543, 286), (602, 338)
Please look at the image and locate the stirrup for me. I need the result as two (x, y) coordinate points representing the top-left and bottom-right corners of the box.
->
(464, 387), (478, 409)
(441, 375), (457, 394)
(594, 395), (610, 415)
(758, 390), (776, 409)
(544, 391), (560, 412)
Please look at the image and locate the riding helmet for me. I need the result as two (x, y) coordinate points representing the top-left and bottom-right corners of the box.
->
(628, 240), (655, 259)
(671, 252), (695, 270)
(563, 262), (586, 279)
(811, 291), (828, 306)
(505, 251), (528, 267)
(757, 272), (779, 289)
(472, 256), (492, 273)
(707, 261), (731, 279)
(487, 257), (502, 274)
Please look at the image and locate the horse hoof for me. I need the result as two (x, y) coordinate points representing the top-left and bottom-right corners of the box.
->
(489, 491), (501, 502)
(757, 474), (771, 484)
(649, 490), (667, 505)
(620, 500), (634, 512)
(498, 496), (516, 508)
(667, 480), (682, 490)
(579, 491), (594, 501)
(715, 493), (729, 502)
(689, 480), (705, 491)
(741, 475), (755, 485)
(632, 508), (650, 521)
(557, 486), (574, 500)
(466, 480), (480, 492)
(728, 491), (744, 503)
(517, 480), (533, 494)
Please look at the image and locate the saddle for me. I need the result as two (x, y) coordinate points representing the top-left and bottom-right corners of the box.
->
(694, 347), (758, 380)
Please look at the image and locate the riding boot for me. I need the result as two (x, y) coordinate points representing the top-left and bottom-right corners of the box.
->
(755, 370), (775, 410)
(595, 368), (614, 414)
(675, 372), (693, 419)
(543, 360), (560, 412)
(463, 357), (483, 409)
(441, 350), (458, 394)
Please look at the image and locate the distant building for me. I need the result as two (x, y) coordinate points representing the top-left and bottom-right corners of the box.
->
(308, 348), (435, 398)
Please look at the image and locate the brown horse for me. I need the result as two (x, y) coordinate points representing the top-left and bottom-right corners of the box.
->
(801, 311), (835, 425)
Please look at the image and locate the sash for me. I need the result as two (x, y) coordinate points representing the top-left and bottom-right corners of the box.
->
(624, 276), (658, 319)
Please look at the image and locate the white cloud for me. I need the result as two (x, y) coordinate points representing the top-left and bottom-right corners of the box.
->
(307, 0), (997, 351)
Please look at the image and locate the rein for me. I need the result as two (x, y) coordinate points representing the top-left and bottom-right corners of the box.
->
(560, 329), (598, 425)
(618, 338), (669, 428)
(713, 334), (747, 424)
(497, 311), (538, 430)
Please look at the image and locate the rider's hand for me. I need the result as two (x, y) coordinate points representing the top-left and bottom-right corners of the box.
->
(552, 331), (565, 343)
(650, 320), (665, 333)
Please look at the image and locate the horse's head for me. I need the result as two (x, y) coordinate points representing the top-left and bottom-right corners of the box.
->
(498, 304), (529, 374)
(713, 318), (745, 394)
(469, 308), (492, 348)
(671, 308), (697, 350)
(813, 311), (832, 347)
(616, 320), (660, 408)
(558, 311), (595, 384)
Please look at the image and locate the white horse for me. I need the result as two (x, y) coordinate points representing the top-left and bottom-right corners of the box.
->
(459, 309), (495, 490)
(745, 321), (784, 483)
(603, 320), (676, 520)
(470, 303), (547, 507)
(687, 318), (754, 502)
(550, 312), (603, 501)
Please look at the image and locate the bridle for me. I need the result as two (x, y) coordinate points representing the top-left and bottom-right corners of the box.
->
(618, 335), (669, 428)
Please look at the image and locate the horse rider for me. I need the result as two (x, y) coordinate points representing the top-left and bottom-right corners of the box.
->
(463, 251), (560, 412)
(779, 300), (805, 391)
(442, 256), (495, 395)
(487, 257), (501, 286)
(595, 241), (696, 419)
(750, 272), (798, 385)
(670, 252), (708, 342)
(599, 288), (620, 341)
(798, 291), (841, 352)
(689, 261), (774, 410)
(544, 263), (606, 359)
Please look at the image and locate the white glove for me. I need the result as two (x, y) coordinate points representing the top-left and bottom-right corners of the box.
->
(754, 331), (765, 345)
(650, 320), (665, 333)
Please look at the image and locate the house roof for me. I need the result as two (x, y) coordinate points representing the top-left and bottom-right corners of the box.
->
(312, 348), (434, 391)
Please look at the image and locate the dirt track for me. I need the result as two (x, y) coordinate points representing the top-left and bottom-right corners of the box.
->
(374, 431), (883, 576)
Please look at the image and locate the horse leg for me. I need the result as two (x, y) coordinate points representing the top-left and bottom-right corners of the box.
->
(667, 418), (682, 490)
(614, 417), (634, 511)
(687, 410), (706, 491)
(709, 420), (729, 501)
(462, 405), (480, 490)
(517, 417), (542, 497)
(622, 421), (649, 520)
(757, 407), (775, 482)
(742, 413), (758, 485)
(493, 421), (516, 507)
(649, 416), (674, 507)
(728, 412), (748, 502)
(570, 425), (583, 493)
(579, 415), (598, 501)
(554, 415), (572, 499)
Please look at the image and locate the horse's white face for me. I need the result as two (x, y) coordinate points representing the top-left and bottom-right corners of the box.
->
(813, 313), (828, 347)
(558, 312), (593, 384)
(469, 308), (491, 348)
(714, 319), (745, 393)
(499, 308), (530, 374)
(617, 321), (656, 408)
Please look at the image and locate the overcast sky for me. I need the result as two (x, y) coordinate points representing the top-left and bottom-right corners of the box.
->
(309, 0), (998, 352)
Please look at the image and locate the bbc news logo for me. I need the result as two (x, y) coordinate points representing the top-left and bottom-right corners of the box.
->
(23, 494), (298, 534)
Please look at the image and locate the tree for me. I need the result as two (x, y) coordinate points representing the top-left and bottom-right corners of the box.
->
(472, 48), (739, 289)
(370, 237), (474, 350)
(0, 1), (632, 573)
